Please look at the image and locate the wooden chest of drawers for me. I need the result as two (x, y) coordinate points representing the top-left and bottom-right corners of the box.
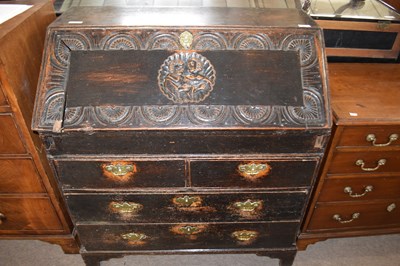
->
(298, 63), (400, 250)
(32, 6), (331, 266)
(0, 0), (77, 253)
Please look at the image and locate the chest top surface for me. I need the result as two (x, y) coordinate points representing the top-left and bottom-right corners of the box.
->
(32, 7), (331, 133)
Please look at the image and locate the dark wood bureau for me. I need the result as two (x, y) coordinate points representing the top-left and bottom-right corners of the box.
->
(298, 63), (400, 250)
(32, 6), (331, 266)
(0, 0), (78, 253)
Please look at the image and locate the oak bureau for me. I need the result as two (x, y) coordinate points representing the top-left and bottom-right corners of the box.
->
(32, 6), (331, 266)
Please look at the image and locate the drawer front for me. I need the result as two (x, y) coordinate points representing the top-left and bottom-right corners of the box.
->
(0, 197), (63, 232)
(0, 159), (45, 193)
(55, 160), (186, 189)
(337, 126), (400, 148)
(0, 88), (7, 107)
(0, 115), (26, 154)
(307, 200), (400, 231)
(191, 159), (317, 188)
(45, 130), (328, 156)
(65, 192), (307, 223)
(318, 176), (400, 202)
(328, 151), (400, 175)
(77, 222), (299, 251)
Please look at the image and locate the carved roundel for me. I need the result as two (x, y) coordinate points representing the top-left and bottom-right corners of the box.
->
(158, 52), (216, 104)
(233, 34), (273, 50)
(192, 33), (228, 50)
(188, 105), (228, 124)
(285, 90), (323, 124)
(94, 106), (133, 125)
(282, 35), (316, 67)
(234, 105), (273, 124)
(140, 106), (181, 125)
(103, 34), (140, 50)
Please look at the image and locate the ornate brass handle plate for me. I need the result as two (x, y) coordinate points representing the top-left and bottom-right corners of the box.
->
(121, 232), (147, 242)
(233, 199), (262, 212)
(366, 133), (398, 147)
(387, 203), (396, 212)
(110, 202), (142, 214)
(344, 186), (373, 198)
(0, 212), (5, 225)
(355, 159), (386, 172)
(174, 195), (201, 207)
(231, 230), (258, 241)
(238, 162), (271, 180)
(333, 213), (360, 224)
(104, 163), (134, 176)
(178, 225), (199, 235)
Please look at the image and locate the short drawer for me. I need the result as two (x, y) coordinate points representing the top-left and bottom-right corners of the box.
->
(55, 160), (186, 189)
(190, 159), (318, 188)
(337, 126), (400, 148)
(318, 176), (400, 202)
(0, 158), (45, 193)
(328, 151), (400, 175)
(0, 197), (63, 232)
(0, 115), (26, 154)
(65, 191), (307, 223)
(77, 222), (299, 251)
(307, 200), (400, 231)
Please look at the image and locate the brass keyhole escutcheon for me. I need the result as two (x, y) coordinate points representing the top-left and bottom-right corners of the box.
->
(179, 31), (193, 49)
(102, 162), (137, 181)
(174, 195), (201, 207)
(105, 163), (134, 176)
(178, 225), (199, 235)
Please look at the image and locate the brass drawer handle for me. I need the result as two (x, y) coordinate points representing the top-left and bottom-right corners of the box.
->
(121, 232), (147, 242)
(238, 162), (271, 179)
(366, 133), (398, 147)
(333, 213), (360, 224)
(231, 230), (258, 241)
(387, 203), (396, 212)
(174, 195), (201, 207)
(233, 199), (262, 212)
(110, 202), (142, 214)
(0, 212), (6, 225)
(178, 225), (199, 235)
(355, 159), (386, 172)
(344, 185), (373, 198)
(104, 163), (134, 176)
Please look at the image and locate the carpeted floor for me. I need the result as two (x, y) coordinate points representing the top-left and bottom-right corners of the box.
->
(0, 234), (399, 265)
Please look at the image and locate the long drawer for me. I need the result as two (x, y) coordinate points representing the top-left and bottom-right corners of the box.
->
(318, 176), (400, 202)
(65, 192), (307, 223)
(328, 151), (400, 175)
(0, 197), (63, 232)
(336, 126), (400, 148)
(307, 199), (400, 231)
(77, 222), (299, 251)
(44, 130), (328, 156)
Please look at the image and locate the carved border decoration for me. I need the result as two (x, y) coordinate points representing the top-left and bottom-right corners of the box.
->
(35, 29), (328, 130)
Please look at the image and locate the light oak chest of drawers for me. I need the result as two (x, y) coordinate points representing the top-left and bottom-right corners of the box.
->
(32, 6), (331, 266)
(298, 63), (400, 250)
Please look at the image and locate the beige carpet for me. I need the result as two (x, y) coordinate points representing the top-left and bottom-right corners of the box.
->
(0, 234), (399, 265)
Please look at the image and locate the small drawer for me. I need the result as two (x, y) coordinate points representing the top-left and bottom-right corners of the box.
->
(307, 200), (400, 231)
(318, 176), (400, 202)
(65, 191), (307, 223)
(55, 160), (186, 189)
(337, 126), (400, 149)
(190, 159), (317, 188)
(0, 197), (63, 232)
(328, 151), (400, 175)
(77, 222), (299, 251)
(0, 115), (26, 154)
(0, 159), (45, 193)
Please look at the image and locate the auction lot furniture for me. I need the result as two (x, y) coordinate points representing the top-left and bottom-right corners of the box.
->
(32, 5), (331, 266)
(0, 0), (78, 253)
(298, 63), (400, 250)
